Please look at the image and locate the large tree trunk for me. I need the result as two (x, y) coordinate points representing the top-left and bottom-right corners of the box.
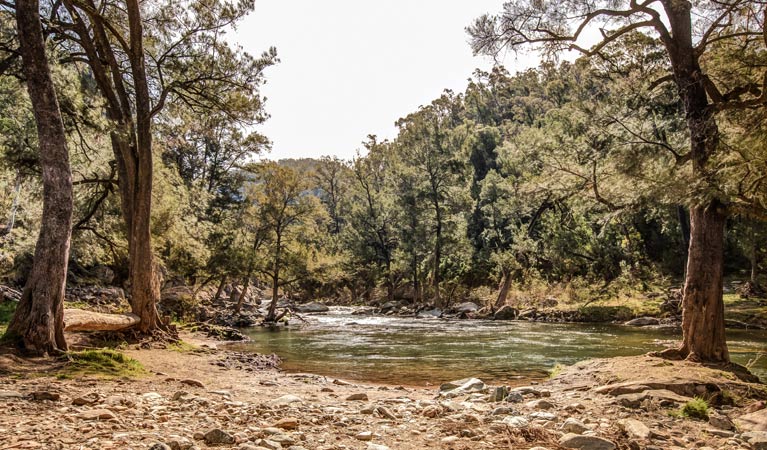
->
(679, 202), (729, 362)
(6, 0), (73, 355)
(677, 205), (690, 277)
(126, 0), (161, 333)
(265, 233), (282, 322)
(659, 0), (729, 363)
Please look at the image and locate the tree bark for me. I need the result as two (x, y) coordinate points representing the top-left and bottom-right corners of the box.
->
(678, 202), (729, 362)
(213, 275), (227, 302)
(265, 231), (282, 322)
(660, 0), (729, 362)
(6, 0), (73, 355)
(677, 205), (690, 277)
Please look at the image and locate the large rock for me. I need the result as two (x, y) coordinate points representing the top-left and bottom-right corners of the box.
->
(614, 389), (690, 408)
(559, 434), (616, 450)
(452, 302), (479, 314)
(294, 301), (329, 313)
(624, 317), (660, 327)
(204, 429), (235, 445)
(416, 308), (442, 319)
(439, 378), (486, 398)
(742, 431), (767, 450)
(494, 305), (518, 320)
(736, 408), (767, 432)
(618, 418), (651, 440)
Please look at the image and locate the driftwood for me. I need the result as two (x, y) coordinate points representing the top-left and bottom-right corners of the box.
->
(63, 308), (140, 332)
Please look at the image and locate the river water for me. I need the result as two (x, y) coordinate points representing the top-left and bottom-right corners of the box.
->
(233, 307), (767, 385)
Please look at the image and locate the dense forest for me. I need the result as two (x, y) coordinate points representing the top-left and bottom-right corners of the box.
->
(1, 0), (766, 363)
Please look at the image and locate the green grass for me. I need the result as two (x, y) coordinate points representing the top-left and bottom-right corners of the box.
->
(63, 349), (146, 378)
(0, 300), (16, 336)
(549, 364), (565, 379)
(679, 397), (709, 420)
(167, 340), (198, 353)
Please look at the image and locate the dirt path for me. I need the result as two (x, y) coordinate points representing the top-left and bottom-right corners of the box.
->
(0, 332), (765, 450)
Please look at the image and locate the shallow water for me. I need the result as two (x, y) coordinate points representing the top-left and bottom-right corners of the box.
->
(232, 308), (767, 385)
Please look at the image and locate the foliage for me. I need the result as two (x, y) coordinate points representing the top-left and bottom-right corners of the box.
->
(679, 397), (710, 420)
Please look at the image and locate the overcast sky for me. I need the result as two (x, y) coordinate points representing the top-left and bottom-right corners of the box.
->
(235, 0), (539, 161)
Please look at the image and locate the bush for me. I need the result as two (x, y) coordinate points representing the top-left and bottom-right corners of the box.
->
(680, 397), (709, 420)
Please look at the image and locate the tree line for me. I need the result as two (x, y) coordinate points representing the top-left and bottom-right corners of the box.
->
(1, 0), (766, 365)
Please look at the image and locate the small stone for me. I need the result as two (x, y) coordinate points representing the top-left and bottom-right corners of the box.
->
(708, 411), (735, 430)
(273, 417), (299, 430)
(559, 433), (616, 450)
(375, 406), (397, 420)
(204, 428), (235, 445)
(503, 416), (529, 428)
(346, 393), (369, 401)
(77, 409), (117, 421)
(529, 411), (557, 421)
(618, 419), (651, 440)
(441, 436), (459, 443)
(72, 393), (100, 406)
(268, 395), (303, 406)
(490, 406), (515, 415)
(355, 431), (373, 441)
(31, 391), (60, 401)
(366, 444), (390, 450)
(562, 418), (589, 434)
(505, 392), (524, 403)
(180, 379), (205, 388)
(148, 444), (171, 450)
(255, 439), (282, 450)
(526, 399), (554, 410)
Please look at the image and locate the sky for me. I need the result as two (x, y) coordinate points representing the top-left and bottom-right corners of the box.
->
(234, 0), (538, 161)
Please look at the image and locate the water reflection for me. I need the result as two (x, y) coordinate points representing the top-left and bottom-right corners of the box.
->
(231, 308), (767, 385)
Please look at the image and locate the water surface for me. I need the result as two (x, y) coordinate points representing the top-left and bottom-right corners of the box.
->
(233, 308), (767, 385)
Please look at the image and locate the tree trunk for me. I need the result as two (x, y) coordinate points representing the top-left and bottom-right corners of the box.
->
(677, 205), (690, 278)
(678, 202), (729, 362)
(265, 233), (282, 322)
(6, 0), (73, 355)
(750, 227), (758, 284)
(494, 270), (512, 310)
(658, 0), (729, 363)
(213, 275), (227, 302)
(126, 0), (161, 333)
(433, 204), (442, 306)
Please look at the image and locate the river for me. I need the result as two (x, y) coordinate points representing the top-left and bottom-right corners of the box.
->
(231, 307), (767, 385)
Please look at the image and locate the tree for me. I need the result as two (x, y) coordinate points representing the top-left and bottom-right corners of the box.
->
(469, 0), (767, 363)
(4, 0), (73, 354)
(395, 92), (468, 305)
(248, 162), (320, 322)
(54, 0), (275, 333)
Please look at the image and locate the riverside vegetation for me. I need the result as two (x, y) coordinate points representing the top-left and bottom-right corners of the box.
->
(2, 0), (767, 448)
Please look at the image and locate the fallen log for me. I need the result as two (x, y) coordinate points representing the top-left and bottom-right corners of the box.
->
(63, 308), (140, 332)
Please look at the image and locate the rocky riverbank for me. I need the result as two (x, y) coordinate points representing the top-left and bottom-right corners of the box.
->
(0, 330), (766, 450)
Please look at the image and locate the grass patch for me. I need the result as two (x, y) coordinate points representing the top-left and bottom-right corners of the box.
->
(549, 364), (565, 379)
(63, 349), (146, 378)
(168, 340), (198, 353)
(679, 397), (709, 420)
(0, 300), (16, 337)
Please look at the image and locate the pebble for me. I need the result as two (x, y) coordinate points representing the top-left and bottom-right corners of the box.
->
(346, 393), (369, 401)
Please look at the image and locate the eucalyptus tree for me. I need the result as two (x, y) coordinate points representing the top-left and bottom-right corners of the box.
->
(470, 0), (767, 363)
(394, 92), (469, 305)
(247, 162), (322, 322)
(4, 0), (72, 354)
(47, 0), (275, 333)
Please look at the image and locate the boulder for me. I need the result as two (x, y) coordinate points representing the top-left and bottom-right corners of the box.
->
(452, 301), (479, 314)
(416, 308), (442, 319)
(624, 317), (660, 327)
(736, 408), (767, 432)
(742, 431), (767, 450)
(494, 305), (518, 320)
(294, 301), (329, 313)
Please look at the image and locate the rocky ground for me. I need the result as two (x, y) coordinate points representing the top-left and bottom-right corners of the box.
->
(0, 332), (766, 450)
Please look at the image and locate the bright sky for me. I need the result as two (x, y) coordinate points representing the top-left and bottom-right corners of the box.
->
(235, 0), (537, 161)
